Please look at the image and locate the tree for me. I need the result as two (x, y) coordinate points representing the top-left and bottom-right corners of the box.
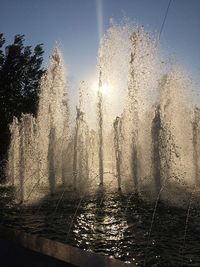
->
(0, 33), (45, 177)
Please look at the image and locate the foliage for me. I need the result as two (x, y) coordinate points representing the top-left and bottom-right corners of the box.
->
(0, 33), (45, 175)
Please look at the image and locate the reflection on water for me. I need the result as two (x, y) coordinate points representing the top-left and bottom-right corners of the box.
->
(1, 186), (200, 267)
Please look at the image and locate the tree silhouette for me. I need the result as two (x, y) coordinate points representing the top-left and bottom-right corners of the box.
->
(0, 33), (45, 177)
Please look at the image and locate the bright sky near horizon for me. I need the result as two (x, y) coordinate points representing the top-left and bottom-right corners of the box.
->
(0, 0), (200, 93)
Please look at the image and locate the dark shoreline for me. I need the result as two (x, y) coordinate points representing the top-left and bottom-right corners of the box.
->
(0, 226), (135, 267)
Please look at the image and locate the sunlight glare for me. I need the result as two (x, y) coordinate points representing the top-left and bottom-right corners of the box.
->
(92, 81), (111, 95)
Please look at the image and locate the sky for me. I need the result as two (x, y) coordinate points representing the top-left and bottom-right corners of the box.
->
(0, 0), (200, 91)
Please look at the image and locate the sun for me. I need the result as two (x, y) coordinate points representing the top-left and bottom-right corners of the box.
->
(100, 83), (111, 95)
(92, 81), (111, 95)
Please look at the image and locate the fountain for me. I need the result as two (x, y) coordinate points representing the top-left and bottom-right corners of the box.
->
(2, 22), (200, 266)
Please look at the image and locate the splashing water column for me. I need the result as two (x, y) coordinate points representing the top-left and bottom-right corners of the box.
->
(19, 121), (25, 203)
(48, 126), (56, 195)
(113, 116), (122, 190)
(72, 107), (83, 190)
(128, 31), (140, 193)
(151, 105), (162, 195)
(97, 70), (104, 186)
(192, 107), (200, 186)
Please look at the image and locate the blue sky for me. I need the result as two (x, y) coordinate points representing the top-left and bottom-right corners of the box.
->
(0, 0), (200, 89)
